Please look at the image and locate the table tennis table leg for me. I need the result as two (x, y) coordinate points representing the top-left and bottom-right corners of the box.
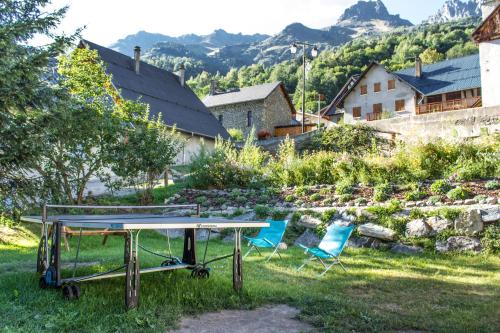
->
(125, 231), (140, 310)
(182, 229), (197, 265)
(232, 228), (243, 292)
(40, 222), (62, 288)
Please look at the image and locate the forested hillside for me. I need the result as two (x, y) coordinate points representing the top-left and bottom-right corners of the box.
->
(182, 18), (479, 112)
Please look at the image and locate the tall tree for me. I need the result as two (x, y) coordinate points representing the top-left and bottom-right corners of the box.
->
(0, 0), (77, 207)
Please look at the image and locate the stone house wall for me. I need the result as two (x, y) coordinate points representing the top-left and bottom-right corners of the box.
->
(208, 87), (293, 138)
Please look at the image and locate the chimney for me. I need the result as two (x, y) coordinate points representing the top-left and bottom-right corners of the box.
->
(178, 64), (186, 87)
(415, 56), (422, 79)
(134, 46), (141, 75)
(209, 80), (217, 95)
(481, 0), (500, 19)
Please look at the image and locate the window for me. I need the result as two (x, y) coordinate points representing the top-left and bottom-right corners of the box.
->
(395, 99), (405, 112)
(388, 79), (396, 90)
(360, 85), (367, 95)
(247, 111), (252, 127)
(374, 82), (381, 93)
(446, 91), (462, 101)
(373, 103), (382, 114)
(218, 114), (223, 123)
(477, 88), (482, 96)
(353, 107), (361, 118)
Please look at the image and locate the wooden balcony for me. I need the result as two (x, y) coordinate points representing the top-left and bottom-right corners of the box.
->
(366, 112), (383, 121)
(416, 97), (481, 115)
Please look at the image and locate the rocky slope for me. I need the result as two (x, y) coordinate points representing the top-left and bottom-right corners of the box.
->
(426, 0), (481, 24)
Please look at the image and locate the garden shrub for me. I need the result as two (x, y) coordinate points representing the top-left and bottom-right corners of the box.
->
(310, 193), (322, 201)
(481, 225), (500, 254)
(354, 197), (367, 205)
(227, 128), (244, 141)
(322, 198), (334, 206)
(271, 209), (289, 221)
(256, 194), (270, 204)
(449, 142), (499, 181)
(446, 186), (471, 200)
(319, 188), (331, 195)
(373, 183), (392, 202)
(409, 208), (425, 219)
(294, 199), (304, 206)
(294, 186), (308, 196)
(485, 180), (500, 190)
(428, 207), (462, 220)
(215, 197), (226, 205)
(428, 195), (443, 204)
(284, 194), (295, 202)
(235, 196), (247, 205)
(430, 179), (452, 195)
(254, 205), (271, 219)
(195, 196), (207, 205)
(339, 194), (353, 203)
(405, 189), (427, 201)
(335, 180), (354, 195)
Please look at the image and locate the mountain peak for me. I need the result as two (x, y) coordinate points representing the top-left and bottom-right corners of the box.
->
(338, 0), (390, 22)
(426, 0), (481, 24)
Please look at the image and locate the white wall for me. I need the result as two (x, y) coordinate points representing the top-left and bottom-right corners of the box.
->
(343, 65), (416, 124)
(175, 133), (215, 165)
(479, 39), (500, 107)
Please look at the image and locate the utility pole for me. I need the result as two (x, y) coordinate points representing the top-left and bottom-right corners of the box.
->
(290, 42), (319, 134)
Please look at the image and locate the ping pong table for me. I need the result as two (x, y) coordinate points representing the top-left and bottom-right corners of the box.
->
(21, 204), (269, 309)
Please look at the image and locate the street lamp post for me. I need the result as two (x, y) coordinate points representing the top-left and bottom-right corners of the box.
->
(291, 42), (318, 133)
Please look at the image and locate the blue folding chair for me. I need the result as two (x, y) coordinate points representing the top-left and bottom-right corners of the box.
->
(243, 220), (288, 262)
(297, 223), (354, 276)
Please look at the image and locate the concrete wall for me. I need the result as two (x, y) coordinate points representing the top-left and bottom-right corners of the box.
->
(365, 106), (500, 142)
(343, 65), (416, 123)
(175, 133), (215, 165)
(479, 39), (500, 107)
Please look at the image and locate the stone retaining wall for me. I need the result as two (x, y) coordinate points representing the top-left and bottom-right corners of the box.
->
(366, 106), (500, 142)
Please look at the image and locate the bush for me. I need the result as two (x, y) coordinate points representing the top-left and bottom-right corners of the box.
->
(485, 180), (500, 190)
(294, 186), (308, 196)
(481, 225), (500, 254)
(308, 124), (386, 155)
(284, 194), (295, 202)
(257, 129), (272, 140)
(235, 196), (247, 205)
(310, 193), (322, 201)
(254, 205), (271, 219)
(428, 195), (442, 204)
(339, 194), (353, 203)
(446, 186), (471, 200)
(319, 188), (331, 195)
(430, 179), (452, 195)
(335, 180), (354, 195)
(195, 196), (207, 205)
(405, 189), (427, 201)
(322, 198), (334, 206)
(256, 194), (270, 204)
(227, 128), (244, 141)
(271, 209), (289, 221)
(354, 197), (367, 205)
(373, 183), (392, 202)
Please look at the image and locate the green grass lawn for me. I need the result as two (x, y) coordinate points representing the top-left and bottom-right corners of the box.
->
(0, 223), (499, 333)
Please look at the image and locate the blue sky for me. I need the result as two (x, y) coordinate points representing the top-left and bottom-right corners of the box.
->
(42, 0), (446, 46)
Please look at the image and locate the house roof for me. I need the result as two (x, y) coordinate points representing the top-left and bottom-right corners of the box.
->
(322, 74), (360, 117)
(394, 54), (481, 96)
(472, 4), (500, 43)
(203, 82), (295, 113)
(80, 40), (229, 140)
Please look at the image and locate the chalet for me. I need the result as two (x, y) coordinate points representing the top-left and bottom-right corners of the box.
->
(334, 55), (482, 123)
(79, 40), (229, 164)
(203, 82), (296, 138)
(472, 0), (500, 107)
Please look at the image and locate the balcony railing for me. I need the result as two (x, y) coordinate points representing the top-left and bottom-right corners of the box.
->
(416, 97), (481, 115)
(366, 112), (383, 121)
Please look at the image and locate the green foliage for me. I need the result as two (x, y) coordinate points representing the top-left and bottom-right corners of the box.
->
(429, 208), (462, 221)
(354, 197), (368, 206)
(271, 209), (290, 221)
(254, 205), (271, 219)
(335, 180), (354, 195)
(294, 186), (308, 196)
(430, 179), (452, 195)
(284, 194), (295, 202)
(481, 225), (500, 254)
(405, 189), (427, 201)
(227, 128), (244, 141)
(310, 193), (322, 201)
(339, 194), (353, 203)
(485, 180), (500, 190)
(420, 48), (444, 64)
(308, 125), (385, 155)
(195, 196), (207, 205)
(428, 195), (443, 205)
(373, 183), (392, 202)
(446, 186), (471, 200)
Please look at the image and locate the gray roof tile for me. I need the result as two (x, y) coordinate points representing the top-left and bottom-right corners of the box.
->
(82, 40), (229, 139)
(395, 54), (481, 96)
(203, 82), (282, 107)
